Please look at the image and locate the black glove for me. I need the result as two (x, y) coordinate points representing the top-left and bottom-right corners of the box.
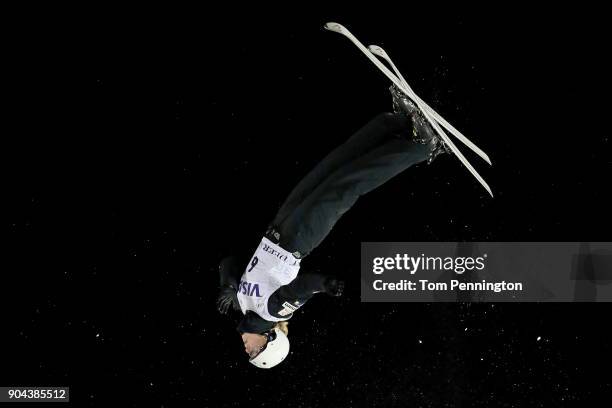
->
(216, 285), (240, 315)
(323, 277), (345, 297)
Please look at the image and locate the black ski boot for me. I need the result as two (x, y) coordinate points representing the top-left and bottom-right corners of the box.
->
(389, 84), (449, 164)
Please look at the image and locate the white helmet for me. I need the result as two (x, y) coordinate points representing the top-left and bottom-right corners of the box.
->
(249, 328), (290, 369)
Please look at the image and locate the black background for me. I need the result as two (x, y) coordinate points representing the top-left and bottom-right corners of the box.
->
(4, 7), (612, 407)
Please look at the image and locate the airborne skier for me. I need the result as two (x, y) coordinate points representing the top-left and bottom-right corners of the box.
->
(217, 87), (445, 368)
(216, 22), (491, 369)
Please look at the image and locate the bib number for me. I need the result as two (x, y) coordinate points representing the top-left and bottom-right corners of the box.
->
(247, 256), (258, 272)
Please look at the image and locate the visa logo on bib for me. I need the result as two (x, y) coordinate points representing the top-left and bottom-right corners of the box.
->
(238, 280), (262, 297)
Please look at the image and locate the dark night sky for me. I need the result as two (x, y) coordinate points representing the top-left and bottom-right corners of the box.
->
(4, 7), (612, 407)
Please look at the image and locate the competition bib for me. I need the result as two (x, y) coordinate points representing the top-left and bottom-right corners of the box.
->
(237, 237), (301, 322)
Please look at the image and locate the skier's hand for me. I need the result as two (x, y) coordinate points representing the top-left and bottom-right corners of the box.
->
(216, 285), (239, 315)
(323, 277), (345, 297)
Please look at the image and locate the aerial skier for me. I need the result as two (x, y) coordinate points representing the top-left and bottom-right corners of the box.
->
(216, 23), (492, 369)
(217, 89), (446, 368)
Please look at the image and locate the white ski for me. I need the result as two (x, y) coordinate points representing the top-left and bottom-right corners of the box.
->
(368, 45), (492, 165)
(324, 22), (493, 198)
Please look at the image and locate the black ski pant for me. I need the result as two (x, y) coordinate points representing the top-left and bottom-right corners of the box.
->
(268, 112), (434, 258)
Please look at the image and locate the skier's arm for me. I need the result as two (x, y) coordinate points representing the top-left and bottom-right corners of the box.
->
(217, 255), (244, 315)
(267, 274), (344, 319)
(219, 255), (244, 288)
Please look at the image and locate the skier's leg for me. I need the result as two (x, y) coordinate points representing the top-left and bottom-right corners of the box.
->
(277, 138), (435, 257)
(271, 113), (411, 228)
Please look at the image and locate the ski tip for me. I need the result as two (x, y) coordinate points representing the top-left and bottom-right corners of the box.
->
(324, 22), (344, 33)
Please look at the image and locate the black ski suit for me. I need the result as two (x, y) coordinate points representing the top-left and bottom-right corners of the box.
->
(218, 112), (435, 333)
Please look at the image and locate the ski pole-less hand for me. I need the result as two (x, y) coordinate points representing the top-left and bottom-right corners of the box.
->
(217, 285), (240, 315)
(323, 277), (345, 297)
(217, 256), (243, 315)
